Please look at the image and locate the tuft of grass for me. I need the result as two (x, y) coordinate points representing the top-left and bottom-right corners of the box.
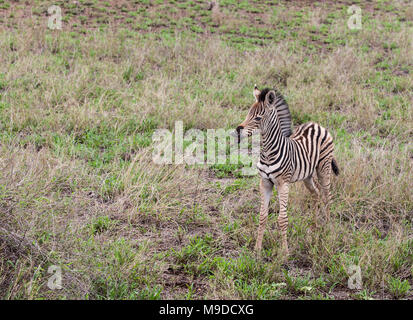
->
(388, 277), (411, 299)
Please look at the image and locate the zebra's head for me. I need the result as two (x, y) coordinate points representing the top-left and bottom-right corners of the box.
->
(235, 85), (277, 143)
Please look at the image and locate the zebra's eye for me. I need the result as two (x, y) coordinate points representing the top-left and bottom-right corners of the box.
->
(254, 116), (262, 121)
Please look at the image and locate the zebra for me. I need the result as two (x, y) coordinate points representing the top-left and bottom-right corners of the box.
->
(236, 85), (339, 255)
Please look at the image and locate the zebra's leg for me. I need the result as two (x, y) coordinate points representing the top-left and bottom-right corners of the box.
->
(303, 176), (321, 227)
(277, 181), (290, 256)
(303, 176), (320, 199)
(254, 177), (274, 252)
(317, 157), (333, 221)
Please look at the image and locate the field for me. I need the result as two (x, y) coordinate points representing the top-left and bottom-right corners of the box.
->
(0, 0), (412, 300)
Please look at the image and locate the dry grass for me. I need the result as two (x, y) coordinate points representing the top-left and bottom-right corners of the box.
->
(0, 0), (412, 300)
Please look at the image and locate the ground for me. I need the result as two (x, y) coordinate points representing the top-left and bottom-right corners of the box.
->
(0, 0), (412, 300)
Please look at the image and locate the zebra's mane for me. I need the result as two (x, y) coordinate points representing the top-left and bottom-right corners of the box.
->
(258, 88), (292, 137)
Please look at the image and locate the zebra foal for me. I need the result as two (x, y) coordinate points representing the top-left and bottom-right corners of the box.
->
(236, 86), (339, 255)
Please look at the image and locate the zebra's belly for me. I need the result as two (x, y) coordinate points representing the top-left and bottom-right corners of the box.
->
(290, 164), (314, 183)
(257, 160), (311, 183)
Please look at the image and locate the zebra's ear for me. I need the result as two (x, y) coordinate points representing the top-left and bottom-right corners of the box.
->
(253, 85), (260, 102)
(264, 90), (276, 107)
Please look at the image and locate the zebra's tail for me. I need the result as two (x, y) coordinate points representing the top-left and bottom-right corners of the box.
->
(331, 157), (339, 176)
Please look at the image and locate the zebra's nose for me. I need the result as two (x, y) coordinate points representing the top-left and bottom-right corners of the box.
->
(235, 126), (243, 144)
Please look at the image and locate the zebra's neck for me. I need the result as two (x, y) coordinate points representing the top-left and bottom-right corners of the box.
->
(259, 107), (290, 164)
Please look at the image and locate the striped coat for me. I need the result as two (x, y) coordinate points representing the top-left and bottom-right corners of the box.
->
(236, 86), (339, 255)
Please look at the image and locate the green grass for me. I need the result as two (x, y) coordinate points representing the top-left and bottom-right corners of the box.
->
(388, 277), (411, 299)
(0, 0), (412, 300)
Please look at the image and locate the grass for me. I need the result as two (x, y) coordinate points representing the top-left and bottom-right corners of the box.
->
(0, 0), (412, 300)
(387, 276), (411, 299)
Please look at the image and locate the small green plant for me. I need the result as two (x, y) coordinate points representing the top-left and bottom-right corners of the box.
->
(171, 234), (219, 275)
(89, 216), (113, 234)
(354, 289), (375, 300)
(388, 277), (411, 299)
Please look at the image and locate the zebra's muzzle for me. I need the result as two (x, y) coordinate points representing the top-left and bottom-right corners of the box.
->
(236, 125), (243, 144)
